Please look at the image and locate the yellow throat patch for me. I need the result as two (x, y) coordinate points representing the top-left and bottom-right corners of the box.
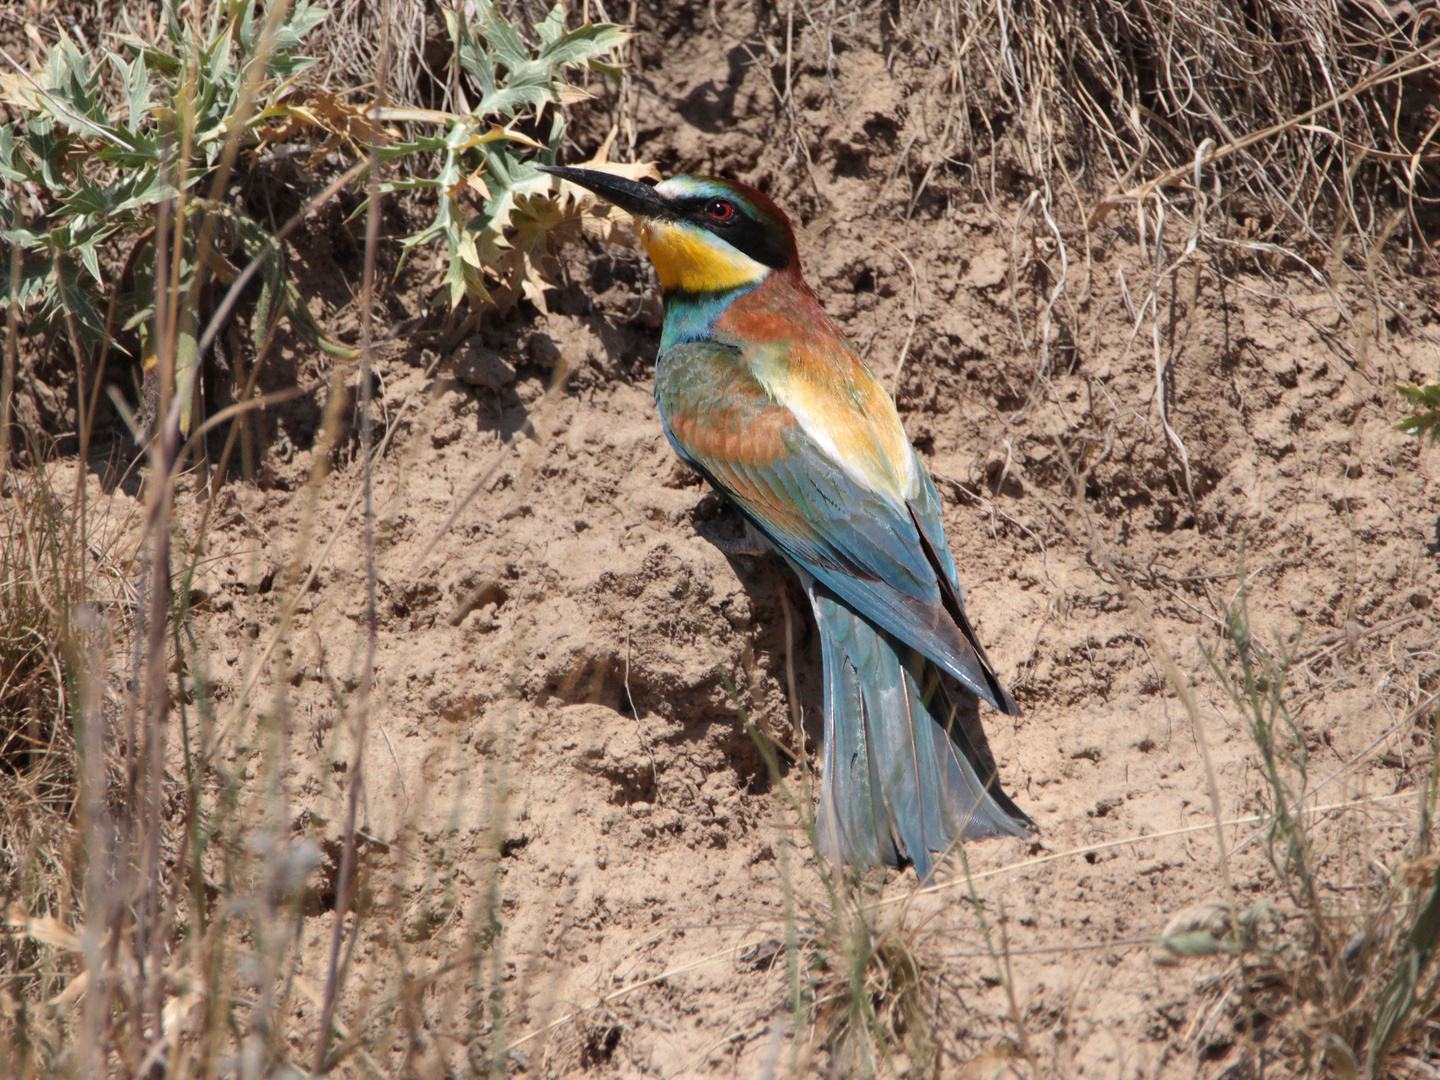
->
(639, 220), (769, 294)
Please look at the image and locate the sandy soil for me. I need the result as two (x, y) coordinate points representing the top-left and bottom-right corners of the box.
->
(49, 1), (1440, 1075)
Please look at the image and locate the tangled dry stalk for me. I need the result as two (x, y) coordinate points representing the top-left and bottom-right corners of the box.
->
(4, 1), (1440, 1077)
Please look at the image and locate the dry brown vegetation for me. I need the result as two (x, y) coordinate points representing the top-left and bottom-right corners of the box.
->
(3, 0), (1440, 1077)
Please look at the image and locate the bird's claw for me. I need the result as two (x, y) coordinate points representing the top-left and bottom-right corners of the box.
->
(694, 517), (773, 557)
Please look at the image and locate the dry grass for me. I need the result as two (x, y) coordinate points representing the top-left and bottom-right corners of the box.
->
(0, 2), (616, 1075)
(0, 468), (82, 915)
(767, 0), (1440, 404)
(3, 0), (1440, 1077)
(874, 0), (1440, 256)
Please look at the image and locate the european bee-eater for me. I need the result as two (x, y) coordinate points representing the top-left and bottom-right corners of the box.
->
(540, 164), (1033, 878)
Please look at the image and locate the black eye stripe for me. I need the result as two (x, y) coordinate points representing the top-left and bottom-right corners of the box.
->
(673, 193), (790, 271)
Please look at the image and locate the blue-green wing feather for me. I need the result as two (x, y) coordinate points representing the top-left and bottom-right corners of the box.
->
(655, 340), (1015, 715)
(655, 338), (1033, 873)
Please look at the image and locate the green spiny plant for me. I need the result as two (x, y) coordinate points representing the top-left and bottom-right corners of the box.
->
(0, 0), (629, 449)
(379, 1), (629, 313)
(0, 2), (331, 438)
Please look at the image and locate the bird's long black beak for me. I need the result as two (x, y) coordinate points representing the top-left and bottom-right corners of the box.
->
(537, 165), (668, 219)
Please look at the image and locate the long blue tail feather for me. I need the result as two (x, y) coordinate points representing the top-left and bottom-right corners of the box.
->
(807, 579), (1033, 879)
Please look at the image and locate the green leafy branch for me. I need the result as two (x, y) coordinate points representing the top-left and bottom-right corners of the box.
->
(2, 0), (629, 449)
(1398, 376), (1440, 444)
(1, 1), (330, 435)
(379, 2), (629, 312)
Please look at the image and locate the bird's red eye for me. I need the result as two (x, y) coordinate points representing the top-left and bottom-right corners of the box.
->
(707, 198), (735, 221)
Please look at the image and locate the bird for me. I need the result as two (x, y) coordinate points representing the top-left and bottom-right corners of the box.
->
(539, 164), (1034, 878)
